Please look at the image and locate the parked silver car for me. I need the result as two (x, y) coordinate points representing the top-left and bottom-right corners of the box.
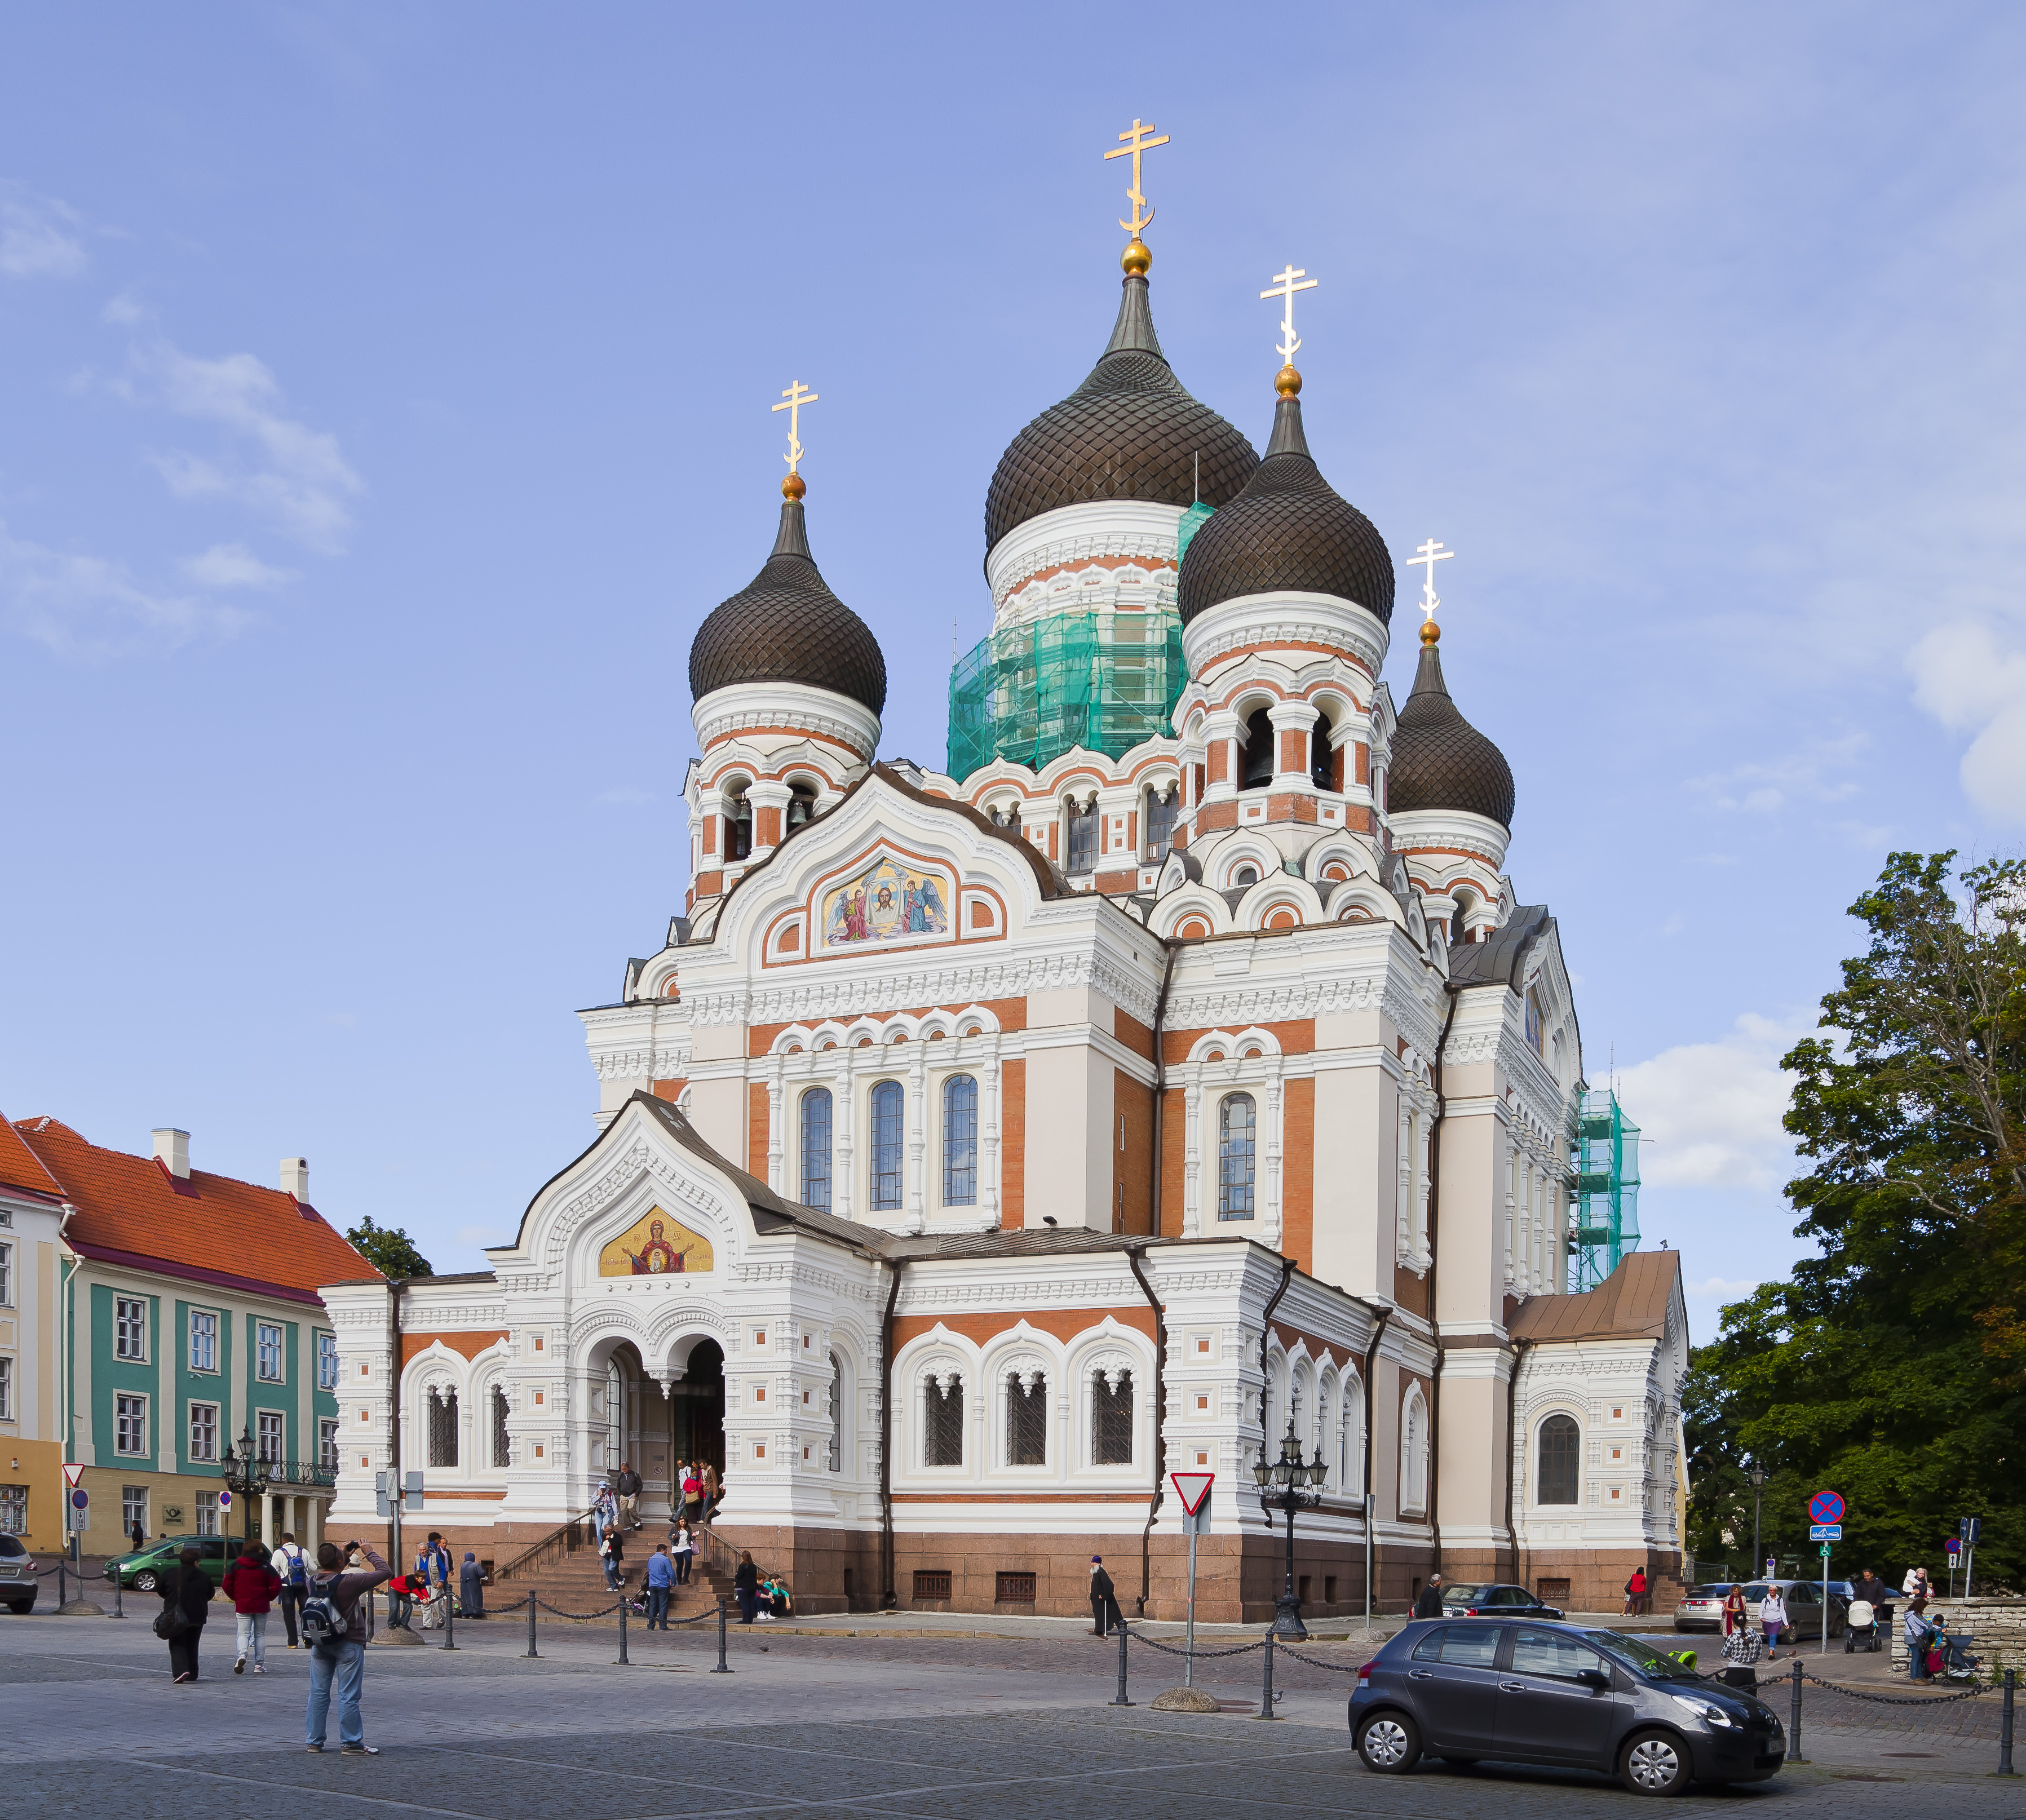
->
(0, 1534), (37, 1614)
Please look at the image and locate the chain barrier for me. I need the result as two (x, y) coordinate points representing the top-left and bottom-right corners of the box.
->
(1797, 1668), (1989, 1707)
(1276, 1643), (1367, 1673)
(1125, 1629), (1267, 1660)
(535, 1597), (623, 1620)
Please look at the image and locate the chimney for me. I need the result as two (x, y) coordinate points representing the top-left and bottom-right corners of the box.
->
(281, 1157), (310, 1202)
(152, 1128), (191, 1179)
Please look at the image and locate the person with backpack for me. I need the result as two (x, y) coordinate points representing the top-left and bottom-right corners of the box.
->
(303, 1539), (392, 1756)
(156, 1544), (217, 1682)
(223, 1542), (283, 1675)
(1759, 1584), (1789, 1660)
(272, 1532), (311, 1647)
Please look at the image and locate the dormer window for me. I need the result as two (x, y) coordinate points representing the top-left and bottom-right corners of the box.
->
(1234, 865), (1258, 887)
(1144, 784), (1178, 861)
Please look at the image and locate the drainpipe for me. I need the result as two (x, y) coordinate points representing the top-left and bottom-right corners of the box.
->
(1505, 1336), (1534, 1587)
(1126, 1242), (1166, 1616)
(1360, 1305), (1392, 1628)
(878, 1257), (905, 1610)
(388, 1278), (404, 1573)
(1147, 940), (1178, 1238)
(1423, 982), (1463, 1579)
(1257, 1253), (1297, 1530)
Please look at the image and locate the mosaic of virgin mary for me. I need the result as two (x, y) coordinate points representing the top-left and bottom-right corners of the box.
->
(822, 853), (952, 947)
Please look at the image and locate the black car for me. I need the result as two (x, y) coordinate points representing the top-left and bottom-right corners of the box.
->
(1350, 1618), (1786, 1795)
(1441, 1582), (1565, 1620)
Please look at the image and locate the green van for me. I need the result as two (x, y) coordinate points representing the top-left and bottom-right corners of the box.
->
(104, 1534), (253, 1594)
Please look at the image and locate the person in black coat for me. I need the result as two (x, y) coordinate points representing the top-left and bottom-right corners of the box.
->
(160, 1547), (216, 1682)
(1413, 1574), (1445, 1620)
(1089, 1557), (1122, 1636)
(733, 1550), (760, 1624)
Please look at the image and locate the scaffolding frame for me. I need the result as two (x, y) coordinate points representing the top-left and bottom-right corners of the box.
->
(1568, 1087), (1642, 1292)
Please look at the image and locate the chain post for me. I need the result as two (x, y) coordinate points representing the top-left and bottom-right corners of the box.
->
(617, 1591), (630, 1665)
(524, 1594), (538, 1659)
(1109, 1620), (1133, 1706)
(1787, 1658), (1806, 1764)
(442, 1582), (457, 1650)
(1998, 1670), (2016, 1778)
(712, 1595), (732, 1672)
(112, 1566), (123, 1619)
(1259, 1629), (1279, 1719)
(57, 1558), (65, 1608)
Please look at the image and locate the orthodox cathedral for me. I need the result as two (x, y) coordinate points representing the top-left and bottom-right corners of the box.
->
(323, 134), (1687, 1620)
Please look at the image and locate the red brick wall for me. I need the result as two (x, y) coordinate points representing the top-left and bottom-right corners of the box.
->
(1000, 1058), (1025, 1228)
(1282, 1077), (1315, 1273)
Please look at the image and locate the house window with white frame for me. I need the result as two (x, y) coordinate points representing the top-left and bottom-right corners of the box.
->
(195, 1490), (221, 1536)
(869, 1080), (904, 1211)
(189, 1309), (218, 1373)
(115, 1296), (147, 1361)
(257, 1409), (285, 1464)
(116, 1393), (148, 1456)
(0, 1485), (25, 1534)
(256, 1321), (284, 1383)
(800, 1087), (833, 1213)
(317, 1330), (339, 1391)
(320, 1418), (340, 1473)
(0, 1356), (12, 1421)
(1005, 1372), (1047, 1467)
(923, 1374), (963, 1467)
(188, 1401), (219, 1463)
(0, 1240), (12, 1306)
(942, 1074), (977, 1206)
(1091, 1369), (1134, 1465)
(122, 1484), (149, 1537)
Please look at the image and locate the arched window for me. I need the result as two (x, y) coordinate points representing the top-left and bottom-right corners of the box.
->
(1401, 1387), (1428, 1514)
(942, 1074), (977, 1205)
(1091, 1369), (1134, 1465)
(870, 1080), (904, 1210)
(1451, 891), (1475, 946)
(1064, 798), (1097, 873)
(800, 1088), (833, 1212)
(989, 801), (1022, 838)
(1233, 864), (1259, 887)
(826, 1351), (843, 1472)
(924, 1374), (964, 1466)
(427, 1387), (458, 1468)
(1537, 1413), (1580, 1504)
(1241, 707), (1274, 789)
(1310, 710), (1334, 791)
(1144, 784), (1179, 861)
(726, 783), (753, 861)
(1218, 1093), (1256, 1220)
(1006, 1372), (1047, 1466)
(786, 782), (818, 832)
(490, 1386), (510, 1469)
(1525, 988), (1546, 1055)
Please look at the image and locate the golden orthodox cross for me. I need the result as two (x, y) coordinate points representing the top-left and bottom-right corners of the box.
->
(1259, 264), (1318, 367)
(1104, 118), (1169, 237)
(772, 379), (818, 475)
(1406, 537), (1454, 620)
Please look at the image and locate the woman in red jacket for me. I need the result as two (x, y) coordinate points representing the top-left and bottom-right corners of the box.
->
(222, 1543), (283, 1675)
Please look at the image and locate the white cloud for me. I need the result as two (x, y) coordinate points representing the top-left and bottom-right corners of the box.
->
(110, 338), (364, 553)
(0, 186), (86, 280)
(1613, 1012), (1806, 1193)
(100, 291), (151, 326)
(1688, 735), (1866, 816)
(0, 519), (253, 658)
(182, 542), (295, 588)
(1685, 1276), (1762, 1300)
(1908, 619), (2026, 829)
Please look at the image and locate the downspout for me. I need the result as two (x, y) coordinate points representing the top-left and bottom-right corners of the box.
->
(1423, 981), (1463, 1578)
(1126, 1242), (1166, 1617)
(1360, 1304), (1392, 1627)
(1147, 938), (1178, 1238)
(1257, 1252), (1297, 1529)
(878, 1256), (905, 1610)
(1505, 1336), (1534, 1586)
(388, 1277), (405, 1573)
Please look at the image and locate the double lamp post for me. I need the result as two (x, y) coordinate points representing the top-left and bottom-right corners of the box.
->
(220, 1425), (273, 1541)
(1254, 1416), (1329, 1641)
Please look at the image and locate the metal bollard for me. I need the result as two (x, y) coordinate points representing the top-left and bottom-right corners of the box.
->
(1787, 1658), (1806, 1764)
(442, 1587), (457, 1651)
(617, 1593), (630, 1665)
(1259, 1630), (1279, 1720)
(524, 1596), (539, 1659)
(1109, 1620), (1133, 1706)
(1998, 1669), (2017, 1778)
(711, 1595), (732, 1673)
(57, 1559), (65, 1608)
(112, 1568), (123, 1620)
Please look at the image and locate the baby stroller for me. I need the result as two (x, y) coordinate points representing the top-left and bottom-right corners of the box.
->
(1843, 1598), (1882, 1653)
(1929, 1618), (1983, 1684)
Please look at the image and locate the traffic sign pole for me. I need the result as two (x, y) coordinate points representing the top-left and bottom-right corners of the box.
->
(1169, 1472), (1214, 1688)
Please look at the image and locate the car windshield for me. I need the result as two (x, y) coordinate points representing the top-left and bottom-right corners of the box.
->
(1691, 1585), (1733, 1597)
(1585, 1629), (1702, 1683)
(0, 1535), (25, 1558)
(1444, 1585), (1497, 1602)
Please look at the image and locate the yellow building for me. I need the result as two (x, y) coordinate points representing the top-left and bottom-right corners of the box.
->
(1, 1120), (68, 1555)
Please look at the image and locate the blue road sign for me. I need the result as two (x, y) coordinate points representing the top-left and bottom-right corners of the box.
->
(1809, 1490), (1845, 1526)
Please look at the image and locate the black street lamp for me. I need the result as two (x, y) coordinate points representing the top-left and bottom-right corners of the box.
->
(220, 1425), (272, 1542)
(1253, 1415), (1328, 1641)
(1747, 1464), (1766, 1577)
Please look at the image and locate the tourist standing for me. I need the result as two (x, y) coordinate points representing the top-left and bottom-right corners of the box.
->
(1905, 1595), (1934, 1681)
(305, 1539), (392, 1755)
(671, 1522), (694, 1586)
(223, 1542), (282, 1675)
(700, 1463), (720, 1525)
(645, 1544), (674, 1629)
(273, 1532), (311, 1648)
(1722, 1583), (1748, 1637)
(734, 1550), (759, 1624)
(415, 1533), (452, 1629)
(617, 1461), (643, 1530)
(1759, 1584), (1789, 1660)
(1624, 1568), (1649, 1617)
(158, 1546), (215, 1682)
(600, 1525), (625, 1591)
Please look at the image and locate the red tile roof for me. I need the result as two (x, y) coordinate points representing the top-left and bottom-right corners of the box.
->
(0, 1113), (67, 1203)
(9, 1115), (381, 1307)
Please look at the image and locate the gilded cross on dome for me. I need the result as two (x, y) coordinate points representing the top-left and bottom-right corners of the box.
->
(1104, 117), (1169, 246)
(772, 379), (818, 483)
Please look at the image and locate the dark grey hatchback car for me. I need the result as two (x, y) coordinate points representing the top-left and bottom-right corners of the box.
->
(1350, 1619), (1786, 1795)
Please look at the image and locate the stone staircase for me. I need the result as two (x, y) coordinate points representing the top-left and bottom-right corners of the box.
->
(494, 1522), (735, 1619)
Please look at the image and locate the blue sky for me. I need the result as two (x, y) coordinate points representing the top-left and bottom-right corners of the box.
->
(3, 5), (2021, 1340)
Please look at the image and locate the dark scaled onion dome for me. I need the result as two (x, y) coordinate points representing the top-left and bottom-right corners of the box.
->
(1177, 387), (1395, 625)
(688, 493), (887, 716)
(982, 268), (1258, 557)
(1388, 631), (1516, 830)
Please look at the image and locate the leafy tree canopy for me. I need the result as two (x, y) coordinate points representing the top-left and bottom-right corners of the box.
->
(345, 1215), (434, 1279)
(1684, 852), (2025, 1588)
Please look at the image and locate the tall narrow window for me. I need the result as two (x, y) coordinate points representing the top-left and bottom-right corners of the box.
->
(1144, 784), (1179, 861)
(188, 1309), (217, 1373)
(189, 1401), (219, 1463)
(1537, 1414), (1580, 1505)
(827, 1352), (843, 1472)
(1310, 710), (1335, 790)
(116, 1394), (148, 1455)
(1241, 707), (1274, 789)
(942, 1074), (977, 1205)
(1064, 798), (1097, 873)
(256, 1321), (284, 1382)
(0, 1242), (11, 1306)
(924, 1375), (964, 1466)
(1092, 1370), (1134, 1465)
(428, 1387), (459, 1468)
(800, 1088), (834, 1212)
(1006, 1372), (1047, 1466)
(1218, 1093), (1257, 1220)
(491, 1387), (511, 1468)
(870, 1080), (904, 1211)
(257, 1409), (285, 1463)
(727, 785), (753, 860)
(320, 1417), (340, 1472)
(318, 1330), (339, 1391)
(1402, 1390), (1428, 1513)
(115, 1297), (147, 1361)
(121, 1484), (148, 1536)
(0, 1357), (10, 1422)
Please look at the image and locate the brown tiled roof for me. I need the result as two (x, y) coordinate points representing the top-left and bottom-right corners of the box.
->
(1388, 639), (1516, 830)
(0, 1112), (67, 1203)
(1509, 1248), (1682, 1343)
(10, 1117), (379, 1306)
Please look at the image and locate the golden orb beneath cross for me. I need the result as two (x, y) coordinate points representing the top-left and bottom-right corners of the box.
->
(1421, 618), (1441, 645)
(1275, 364), (1302, 397)
(781, 472), (806, 501)
(1120, 237), (1151, 276)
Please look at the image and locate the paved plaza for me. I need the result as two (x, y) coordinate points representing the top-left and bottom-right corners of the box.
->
(0, 1608), (2017, 1818)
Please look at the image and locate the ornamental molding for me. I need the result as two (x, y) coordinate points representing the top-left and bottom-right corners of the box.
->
(592, 1045), (691, 1083)
(987, 499), (1186, 608)
(1181, 592), (1390, 681)
(692, 680), (881, 760)
(1164, 967), (1443, 1058)
(1390, 809), (1511, 869)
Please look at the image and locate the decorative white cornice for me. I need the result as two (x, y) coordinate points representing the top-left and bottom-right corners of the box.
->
(1391, 809), (1511, 870)
(693, 680), (882, 761)
(1181, 591), (1390, 681)
(985, 499), (1185, 610)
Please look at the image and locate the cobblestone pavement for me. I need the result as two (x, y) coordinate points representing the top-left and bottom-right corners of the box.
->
(0, 1611), (2016, 1818)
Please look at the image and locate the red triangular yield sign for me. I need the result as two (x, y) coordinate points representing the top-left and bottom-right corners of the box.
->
(1170, 1471), (1214, 1515)
(62, 1463), (85, 1489)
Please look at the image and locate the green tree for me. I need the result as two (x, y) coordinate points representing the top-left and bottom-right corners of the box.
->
(344, 1215), (434, 1279)
(1684, 852), (2025, 1588)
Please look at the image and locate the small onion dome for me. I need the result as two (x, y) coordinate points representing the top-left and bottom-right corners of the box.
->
(1388, 628), (1516, 830)
(982, 266), (1258, 557)
(688, 491), (887, 715)
(1177, 386), (1394, 625)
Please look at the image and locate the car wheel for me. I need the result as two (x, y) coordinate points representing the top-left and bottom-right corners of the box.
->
(6, 1600), (31, 1615)
(1621, 1730), (1689, 1796)
(1357, 1712), (1422, 1774)
(132, 1571), (157, 1593)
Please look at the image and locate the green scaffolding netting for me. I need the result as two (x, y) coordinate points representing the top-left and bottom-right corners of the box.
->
(947, 608), (1187, 782)
(1568, 1087), (1642, 1292)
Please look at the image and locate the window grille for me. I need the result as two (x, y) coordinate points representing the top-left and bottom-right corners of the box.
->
(996, 1570), (1037, 1603)
(1144, 785), (1179, 861)
(913, 1569), (952, 1600)
(256, 1322), (284, 1382)
(116, 1393), (147, 1455)
(800, 1088), (833, 1212)
(188, 1310), (216, 1373)
(188, 1402), (219, 1463)
(827, 1352), (843, 1472)
(428, 1387), (459, 1467)
(870, 1081), (904, 1211)
(1218, 1093), (1257, 1220)
(1064, 799), (1097, 873)
(115, 1297), (147, 1361)
(257, 1410), (285, 1464)
(1091, 1370), (1134, 1465)
(923, 1375), (963, 1466)
(1006, 1372), (1047, 1467)
(942, 1075), (977, 1205)
(491, 1387), (511, 1468)
(1537, 1414), (1580, 1504)
(318, 1331), (339, 1391)
(0, 1485), (23, 1535)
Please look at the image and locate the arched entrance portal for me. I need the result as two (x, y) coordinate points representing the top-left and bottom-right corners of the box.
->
(670, 1338), (725, 1478)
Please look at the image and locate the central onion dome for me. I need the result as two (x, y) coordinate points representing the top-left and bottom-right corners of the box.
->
(1388, 627), (1516, 830)
(689, 482), (887, 716)
(983, 255), (1258, 558)
(1177, 377), (1394, 625)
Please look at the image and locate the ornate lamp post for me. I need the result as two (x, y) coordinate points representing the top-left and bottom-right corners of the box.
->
(1253, 1415), (1328, 1641)
(1747, 1464), (1766, 1575)
(220, 1425), (272, 1543)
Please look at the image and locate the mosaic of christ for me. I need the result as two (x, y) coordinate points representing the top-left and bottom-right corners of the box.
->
(822, 853), (952, 947)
